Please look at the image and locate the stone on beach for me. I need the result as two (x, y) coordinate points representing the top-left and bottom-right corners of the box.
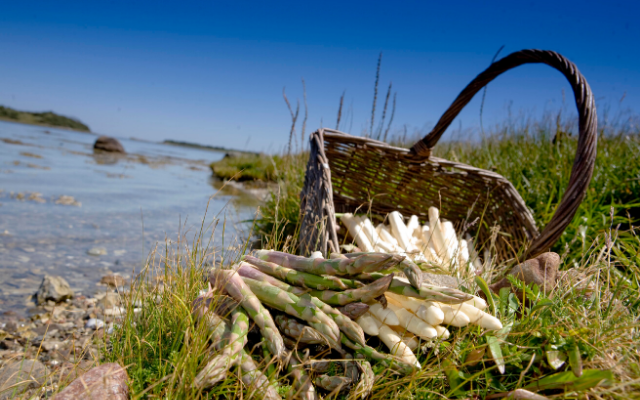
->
(51, 363), (129, 400)
(489, 252), (560, 295)
(0, 359), (48, 400)
(100, 274), (126, 288)
(93, 136), (125, 153)
(36, 275), (74, 305)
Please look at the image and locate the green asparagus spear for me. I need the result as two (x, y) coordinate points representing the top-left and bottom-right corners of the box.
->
(340, 334), (416, 376)
(305, 274), (393, 306)
(400, 259), (423, 289)
(315, 375), (352, 392)
(239, 350), (282, 400)
(254, 250), (395, 276)
(191, 300), (247, 388)
(287, 352), (318, 400)
(387, 277), (472, 304)
(237, 264), (365, 346)
(353, 355), (375, 399)
(244, 255), (361, 290)
(209, 269), (285, 359)
(275, 314), (327, 345)
(336, 303), (370, 320)
(241, 277), (342, 349)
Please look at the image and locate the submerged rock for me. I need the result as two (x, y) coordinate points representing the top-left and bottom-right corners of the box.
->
(93, 136), (125, 153)
(36, 275), (74, 305)
(52, 363), (129, 400)
(87, 247), (107, 256)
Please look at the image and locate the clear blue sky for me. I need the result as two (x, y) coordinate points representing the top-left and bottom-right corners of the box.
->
(1, 1), (638, 153)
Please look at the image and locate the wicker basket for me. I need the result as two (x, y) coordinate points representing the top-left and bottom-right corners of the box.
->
(298, 49), (597, 261)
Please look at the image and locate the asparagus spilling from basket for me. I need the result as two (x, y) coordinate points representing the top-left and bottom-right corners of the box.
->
(192, 232), (502, 398)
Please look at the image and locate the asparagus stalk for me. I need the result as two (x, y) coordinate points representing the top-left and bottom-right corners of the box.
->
(243, 255), (357, 290)
(237, 263), (366, 346)
(352, 355), (375, 399)
(275, 314), (327, 345)
(315, 375), (352, 392)
(209, 269), (285, 359)
(386, 293), (445, 326)
(378, 325), (420, 367)
(255, 249), (395, 276)
(341, 334), (416, 375)
(386, 303), (437, 339)
(341, 213), (375, 252)
(336, 302), (369, 320)
(356, 312), (380, 336)
(400, 259), (423, 289)
(241, 277), (342, 349)
(287, 352), (317, 400)
(368, 303), (399, 326)
(387, 277), (472, 304)
(191, 305), (235, 388)
(239, 350), (282, 400)
(304, 273), (393, 306)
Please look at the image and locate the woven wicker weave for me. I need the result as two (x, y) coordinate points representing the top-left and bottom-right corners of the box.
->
(298, 49), (597, 261)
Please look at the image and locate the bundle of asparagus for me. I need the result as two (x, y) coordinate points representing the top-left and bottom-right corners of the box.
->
(193, 248), (502, 399)
(340, 207), (483, 273)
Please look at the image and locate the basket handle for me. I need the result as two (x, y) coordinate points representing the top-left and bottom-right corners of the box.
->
(410, 49), (597, 257)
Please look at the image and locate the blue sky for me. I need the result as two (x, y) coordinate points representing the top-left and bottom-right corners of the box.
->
(0, 1), (638, 152)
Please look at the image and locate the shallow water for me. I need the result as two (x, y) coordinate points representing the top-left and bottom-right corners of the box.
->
(0, 121), (259, 314)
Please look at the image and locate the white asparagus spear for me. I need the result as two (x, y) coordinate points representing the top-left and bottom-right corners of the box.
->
(463, 295), (488, 311)
(368, 303), (399, 326)
(457, 239), (471, 272)
(310, 251), (324, 259)
(465, 234), (483, 271)
(389, 211), (417, 252)
(341, 213), (375, 252)
(406, 215), (421, 238)
(394, 329), (420, 351)
(416, 303), (446, 326)
(376, 224), (398, 246)
(387, 303), (438, 339)
(452, 303), (503, 330)
(385, 292), (445, 326)
(428, 207), (448, 262)
(435, 303), (471, 327)
(434, 325), (450, 339)
(441, 221), (459, 267)
(356, 312), (380, 336)
(360, 217), (390, 251)
(377, 325), (421, 367)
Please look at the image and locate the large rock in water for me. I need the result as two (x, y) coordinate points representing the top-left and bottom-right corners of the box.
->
(0, 359), (48, 400)
(94, 136), (125, 153)
(52, 363), (129, 400)
(36, 275), (74, 305)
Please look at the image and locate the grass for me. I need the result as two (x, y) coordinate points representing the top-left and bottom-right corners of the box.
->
(0, 105), (90, 131)
(210, 154), (297, 182)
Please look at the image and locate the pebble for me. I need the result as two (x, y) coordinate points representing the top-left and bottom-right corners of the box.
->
(100, 274), (126, 287)
(87, 247), (107, 256)
(85, 318), (105, 330)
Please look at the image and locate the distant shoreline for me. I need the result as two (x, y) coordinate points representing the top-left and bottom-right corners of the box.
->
(0, 105), (91, 132)
(162, 139), (260, 155)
